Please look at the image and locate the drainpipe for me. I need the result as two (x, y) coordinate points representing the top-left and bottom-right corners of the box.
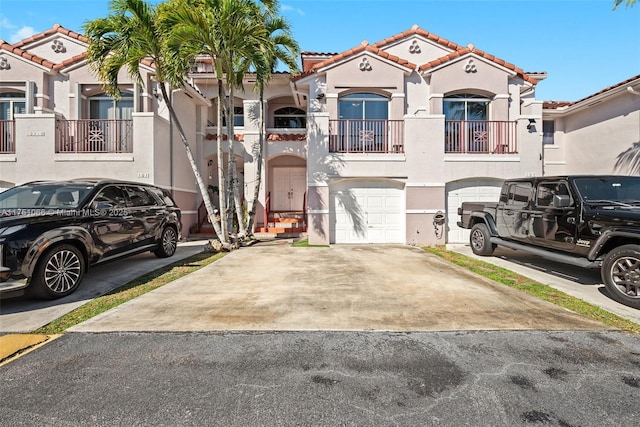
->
(169, 88), (174, 197)
(629, 87), (640, 146)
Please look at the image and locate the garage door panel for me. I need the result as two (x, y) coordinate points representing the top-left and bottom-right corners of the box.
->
(331, 184), (404, 244)
(446, 180), (502, 244)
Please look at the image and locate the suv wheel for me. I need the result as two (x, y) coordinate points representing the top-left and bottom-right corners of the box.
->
(469, 223), (496, 256)
(154, 226), (178, 258)
(29, 244), (85, 299)
(602, 244), (640, 309)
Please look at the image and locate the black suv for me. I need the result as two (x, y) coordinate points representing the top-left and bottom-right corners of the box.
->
(458, 175), (640, 309)
(0, 179), (181, 299)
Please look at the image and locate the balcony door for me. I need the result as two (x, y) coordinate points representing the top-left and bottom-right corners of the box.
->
(338, 93), (388, 152)
(0, 92), (25, 153)
(444, 94), (489, 153)
(88, 93), (134, 152)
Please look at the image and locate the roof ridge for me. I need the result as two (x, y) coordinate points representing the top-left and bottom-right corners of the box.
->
(11, 23), (88, 48)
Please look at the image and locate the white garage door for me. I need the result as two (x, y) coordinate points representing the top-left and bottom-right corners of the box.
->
(446, 180), (503, 244)
(330, 182), (404, 244)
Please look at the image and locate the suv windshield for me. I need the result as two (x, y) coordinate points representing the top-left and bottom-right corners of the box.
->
(0, 183), (95, 210)
(573, 176), (640, 204)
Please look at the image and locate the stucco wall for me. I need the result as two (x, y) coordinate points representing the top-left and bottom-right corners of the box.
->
(563, 93), (640, 175)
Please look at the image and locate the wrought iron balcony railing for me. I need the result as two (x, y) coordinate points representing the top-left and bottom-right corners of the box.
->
(445, 120), (517, 154)
(0, 120), (15, 154)
(329, 119), (404, 153)
(56, 119), (133, 153)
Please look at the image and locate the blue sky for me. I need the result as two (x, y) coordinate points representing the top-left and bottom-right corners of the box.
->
(1, 0), (638, 101)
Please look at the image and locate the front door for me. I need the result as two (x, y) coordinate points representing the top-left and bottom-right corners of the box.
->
(272, 167), (306, 211)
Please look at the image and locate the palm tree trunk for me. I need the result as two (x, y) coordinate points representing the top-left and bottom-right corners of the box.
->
(158, 83), (222, 244)
(216, 80), (228, 244)
(225, 84), (246, 238)
(245, 87), (265, 235)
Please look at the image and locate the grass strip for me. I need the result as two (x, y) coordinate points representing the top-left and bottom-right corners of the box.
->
(291, 238), (329, 247)
(424, 246), (640, 334)
(33, 251), (224, 334)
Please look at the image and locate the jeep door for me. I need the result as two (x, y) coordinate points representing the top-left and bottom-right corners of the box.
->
(499, 181), (533, 241)
(529, 181), (577, 250)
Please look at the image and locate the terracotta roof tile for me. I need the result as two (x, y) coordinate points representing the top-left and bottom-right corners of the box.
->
(293, 42), (416, 82)
(12, 23), (88, 48)
(373, 26), (463, 51)
(419, 46), (538, 85)
(0, 39), (57, 69)
(52, 52), (87, 70)
(544, 74), (640, 109)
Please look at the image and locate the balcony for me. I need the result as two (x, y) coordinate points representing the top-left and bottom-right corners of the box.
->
(445, 120), (517, 154)
(329, 119), (404, 153)
(56, 119), (133, 153)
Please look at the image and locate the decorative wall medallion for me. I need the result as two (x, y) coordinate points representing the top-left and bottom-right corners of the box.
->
(359, 57), (372, 71)
(409, 40), (421, 54)
(51, 39), (66, 53)
(464, 59), (477, 73)
(0, 56), (9, 70)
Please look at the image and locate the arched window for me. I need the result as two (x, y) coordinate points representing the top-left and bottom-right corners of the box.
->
(89, 92), (133, 120)
(273, 107), (306, 128)
(338, 92), (388, 120)
(0, 92), (26, 120)
(443, 93), (489, 121)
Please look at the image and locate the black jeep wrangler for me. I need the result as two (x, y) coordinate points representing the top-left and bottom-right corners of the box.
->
(458, 175), (640, 309)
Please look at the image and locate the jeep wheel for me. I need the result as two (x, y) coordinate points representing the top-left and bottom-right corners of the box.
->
(469, 223), (496, 256)
(29, 244), (85, 299)
(602, 245), (640, 309)
(154, 226), (178, 258)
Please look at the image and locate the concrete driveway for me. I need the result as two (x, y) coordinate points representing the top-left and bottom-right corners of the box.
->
(70, 242), (609, 333)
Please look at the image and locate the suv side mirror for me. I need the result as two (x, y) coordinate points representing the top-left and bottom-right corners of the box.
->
(553, 194), (571, 208)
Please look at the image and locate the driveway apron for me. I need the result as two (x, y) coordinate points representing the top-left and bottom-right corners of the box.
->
(70, 243), (608, 332)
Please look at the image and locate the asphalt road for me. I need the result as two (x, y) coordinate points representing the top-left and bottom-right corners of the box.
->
(1, 330), (639, 426)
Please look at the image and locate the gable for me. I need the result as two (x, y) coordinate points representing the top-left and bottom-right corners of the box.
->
(428, 53), (511, 96)
(377, 35), (455, 68)
(325, 52), (411, 92)
(10, 24), (89, 69)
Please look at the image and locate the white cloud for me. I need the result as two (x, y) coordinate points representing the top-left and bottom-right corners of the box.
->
(1, 17), (17, 30)
(9, 26), (36, 44)
(281, 4), (305, 15)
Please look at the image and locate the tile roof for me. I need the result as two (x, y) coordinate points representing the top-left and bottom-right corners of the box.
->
(293, 25), (536, 86)
(544, 74), (640, 109)
(293, 41), (417, 81)
(373, 25), (462, 51)
(0, 39), (57, 69)
(52, 52), (87, 70)
(11, 23), (88, 48)
(418, 45), (538, 84)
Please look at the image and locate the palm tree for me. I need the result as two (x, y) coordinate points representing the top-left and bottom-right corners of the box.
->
(241, 11), (300, 236)
(162, 0), (276, 241)
(83, 0), (224, 242)
(613, 0), (637, 8)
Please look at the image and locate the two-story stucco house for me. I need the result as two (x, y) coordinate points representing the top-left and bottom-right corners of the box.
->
(2, 24), (639, 246)
(542, 74), (640, 176)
